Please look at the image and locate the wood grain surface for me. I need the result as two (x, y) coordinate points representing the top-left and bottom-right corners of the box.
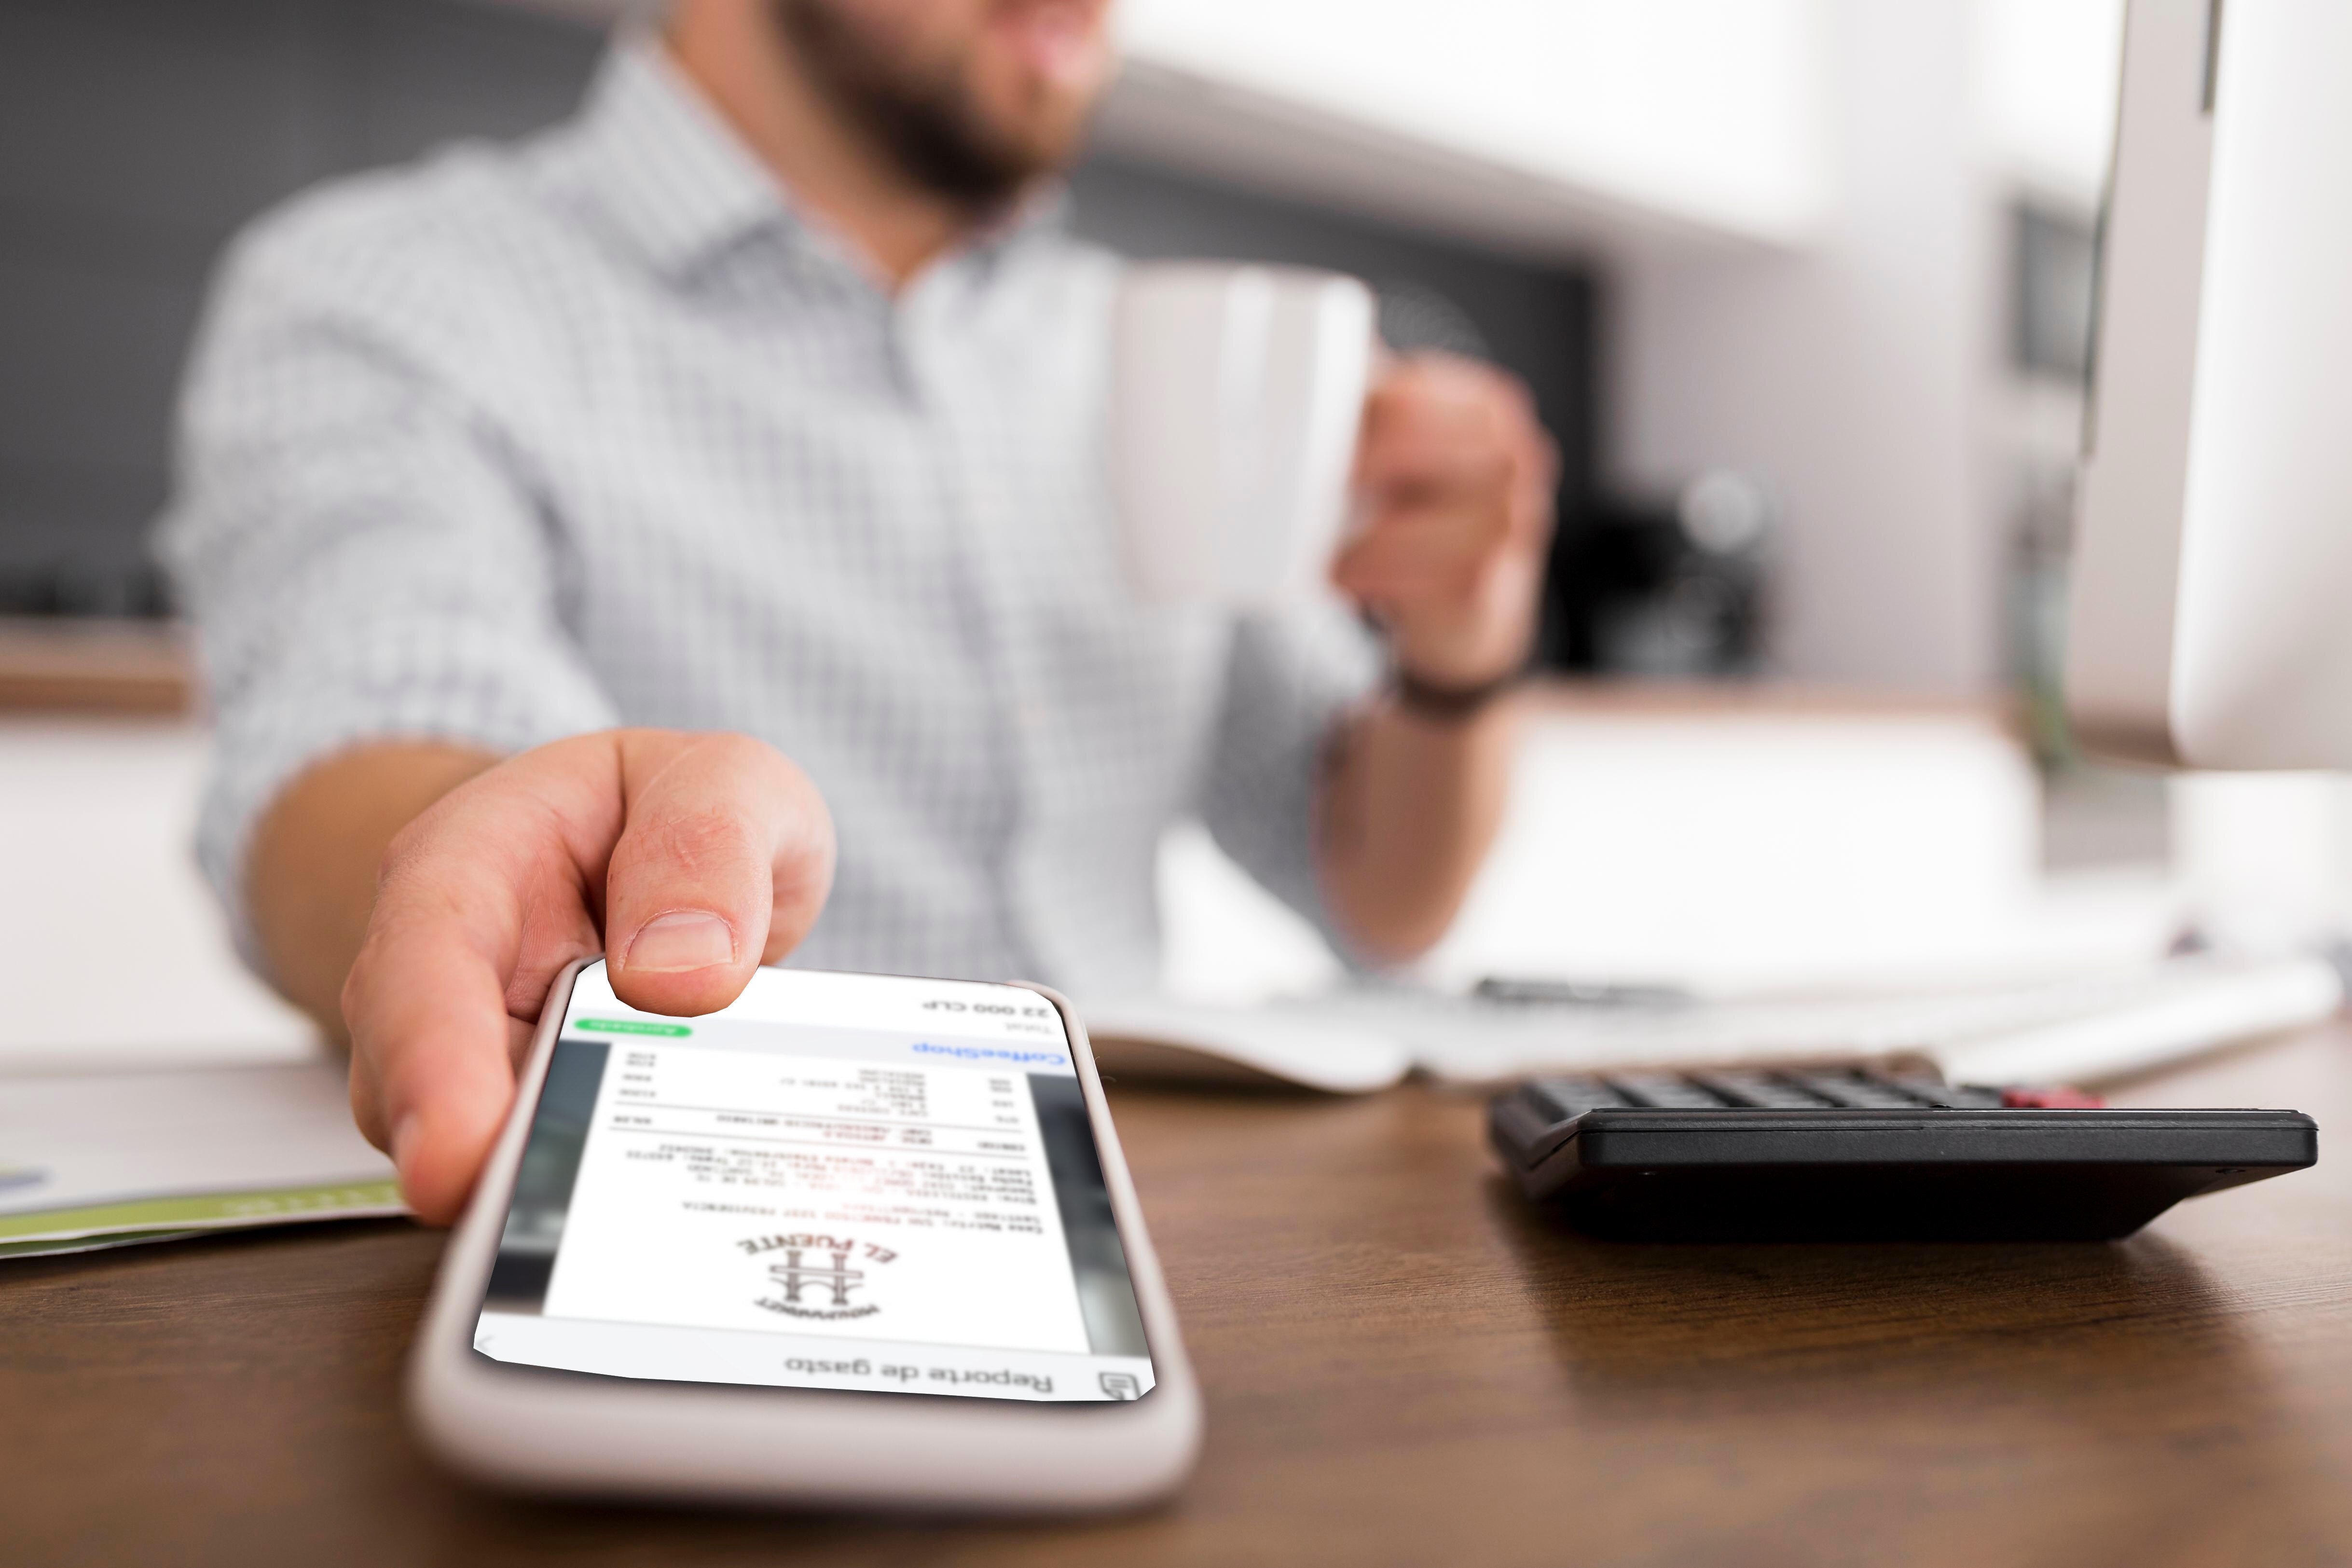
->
(8, 1029), (2352, 1568)
(0, 619), (190, 714)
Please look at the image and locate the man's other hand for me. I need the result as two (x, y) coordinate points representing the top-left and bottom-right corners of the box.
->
(1334, 353), (1559, 687)
(338, 730), (834, 1224)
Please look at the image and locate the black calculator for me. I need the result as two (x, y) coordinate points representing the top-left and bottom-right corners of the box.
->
(1487, 1065), (2317, 1241)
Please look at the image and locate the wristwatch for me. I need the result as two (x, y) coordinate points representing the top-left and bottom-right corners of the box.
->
(1390, 665), (1524, 721)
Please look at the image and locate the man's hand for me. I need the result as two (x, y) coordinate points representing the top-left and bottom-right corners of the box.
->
(1333, 353), (1559, 685)
(335, 730), (834, 1224)
(1314, 353), (1555, 963)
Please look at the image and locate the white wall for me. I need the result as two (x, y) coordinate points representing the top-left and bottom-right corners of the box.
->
(1977, 0), (2126, 210)
(1613, 0), (1998, 690)
(1106, 0), (1830, 255)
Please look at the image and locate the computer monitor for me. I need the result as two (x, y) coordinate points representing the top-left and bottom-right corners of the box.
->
(2066, 0), (2352, 768)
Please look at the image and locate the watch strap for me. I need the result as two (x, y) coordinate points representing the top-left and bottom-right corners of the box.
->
(1391, 667), (1523, 721)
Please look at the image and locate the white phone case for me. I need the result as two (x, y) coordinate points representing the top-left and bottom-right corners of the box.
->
(406, 958), (1203, 1510)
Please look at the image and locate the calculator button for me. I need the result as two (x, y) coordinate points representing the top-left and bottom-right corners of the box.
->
(1606, 1073), (1735, 1109)
(1786, 1070), (1933, 1109)
(1687, 1071), (1836, 1109)
(1526, 1077), (1629, 1121)
(1880, 1076), (2004, 1109)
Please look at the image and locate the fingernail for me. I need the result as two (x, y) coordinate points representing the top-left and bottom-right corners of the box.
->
(391, 1113), (421, 1176)
(625, 910), (737, 974)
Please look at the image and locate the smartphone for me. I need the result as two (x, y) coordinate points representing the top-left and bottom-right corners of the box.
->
(408, 958), (1202, 1510)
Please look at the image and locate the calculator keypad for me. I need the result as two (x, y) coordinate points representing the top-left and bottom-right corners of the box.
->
(1525, 1066), (2008, 1124)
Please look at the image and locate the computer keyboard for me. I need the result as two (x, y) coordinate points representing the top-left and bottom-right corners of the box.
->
(1488, 1064), (2318, 1240)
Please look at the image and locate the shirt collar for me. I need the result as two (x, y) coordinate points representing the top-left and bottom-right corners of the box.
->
(573, 35), (798, 279)
(571, 33), (1073, 294)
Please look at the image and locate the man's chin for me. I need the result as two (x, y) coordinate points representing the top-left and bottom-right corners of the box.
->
(968, 74), (1104, 181)
(993, 122), (1092, 186)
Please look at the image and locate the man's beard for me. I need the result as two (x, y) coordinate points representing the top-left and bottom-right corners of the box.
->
(772, 0), (1056, 207)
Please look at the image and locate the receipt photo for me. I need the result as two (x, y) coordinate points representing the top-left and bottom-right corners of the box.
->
(471, 965), (1155, 1403)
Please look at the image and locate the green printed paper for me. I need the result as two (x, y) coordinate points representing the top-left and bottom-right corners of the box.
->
(0, 1180), (407, 1245)
(0, 1228), (209, 1260)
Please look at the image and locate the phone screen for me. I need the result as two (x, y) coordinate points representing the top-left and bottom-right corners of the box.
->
(471, 963), (1157, 1404)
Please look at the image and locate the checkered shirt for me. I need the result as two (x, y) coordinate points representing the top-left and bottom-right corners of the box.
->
(158, 38), (1379, 1000)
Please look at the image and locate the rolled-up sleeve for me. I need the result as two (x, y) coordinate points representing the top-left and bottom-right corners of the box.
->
(1197, 596), (1383, 954)
(156, 195), (619, 948)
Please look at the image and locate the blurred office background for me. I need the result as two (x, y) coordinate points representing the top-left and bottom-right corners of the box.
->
(2, 0), (2340, 1059)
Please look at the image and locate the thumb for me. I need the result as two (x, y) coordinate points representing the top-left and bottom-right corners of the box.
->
(603, 731), (836, 1016)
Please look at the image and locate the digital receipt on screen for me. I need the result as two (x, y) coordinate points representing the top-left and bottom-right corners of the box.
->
(470, 964), (1156, 1404)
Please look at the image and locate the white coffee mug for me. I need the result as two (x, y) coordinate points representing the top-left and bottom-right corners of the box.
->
(1109, 262), (1378, 607)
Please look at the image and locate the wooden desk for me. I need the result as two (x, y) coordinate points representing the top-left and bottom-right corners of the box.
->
(11, 1030), (2352, 1567)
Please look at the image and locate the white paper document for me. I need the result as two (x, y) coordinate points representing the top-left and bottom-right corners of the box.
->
(0, 1061), (402, 1257)
(1086, 954), (2345, 1093)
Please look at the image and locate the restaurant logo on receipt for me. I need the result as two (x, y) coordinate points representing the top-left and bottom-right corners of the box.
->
(740, 1232), (899, 1322)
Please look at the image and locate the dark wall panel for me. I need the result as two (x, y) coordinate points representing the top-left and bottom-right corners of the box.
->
(0, 0), (603, 613)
